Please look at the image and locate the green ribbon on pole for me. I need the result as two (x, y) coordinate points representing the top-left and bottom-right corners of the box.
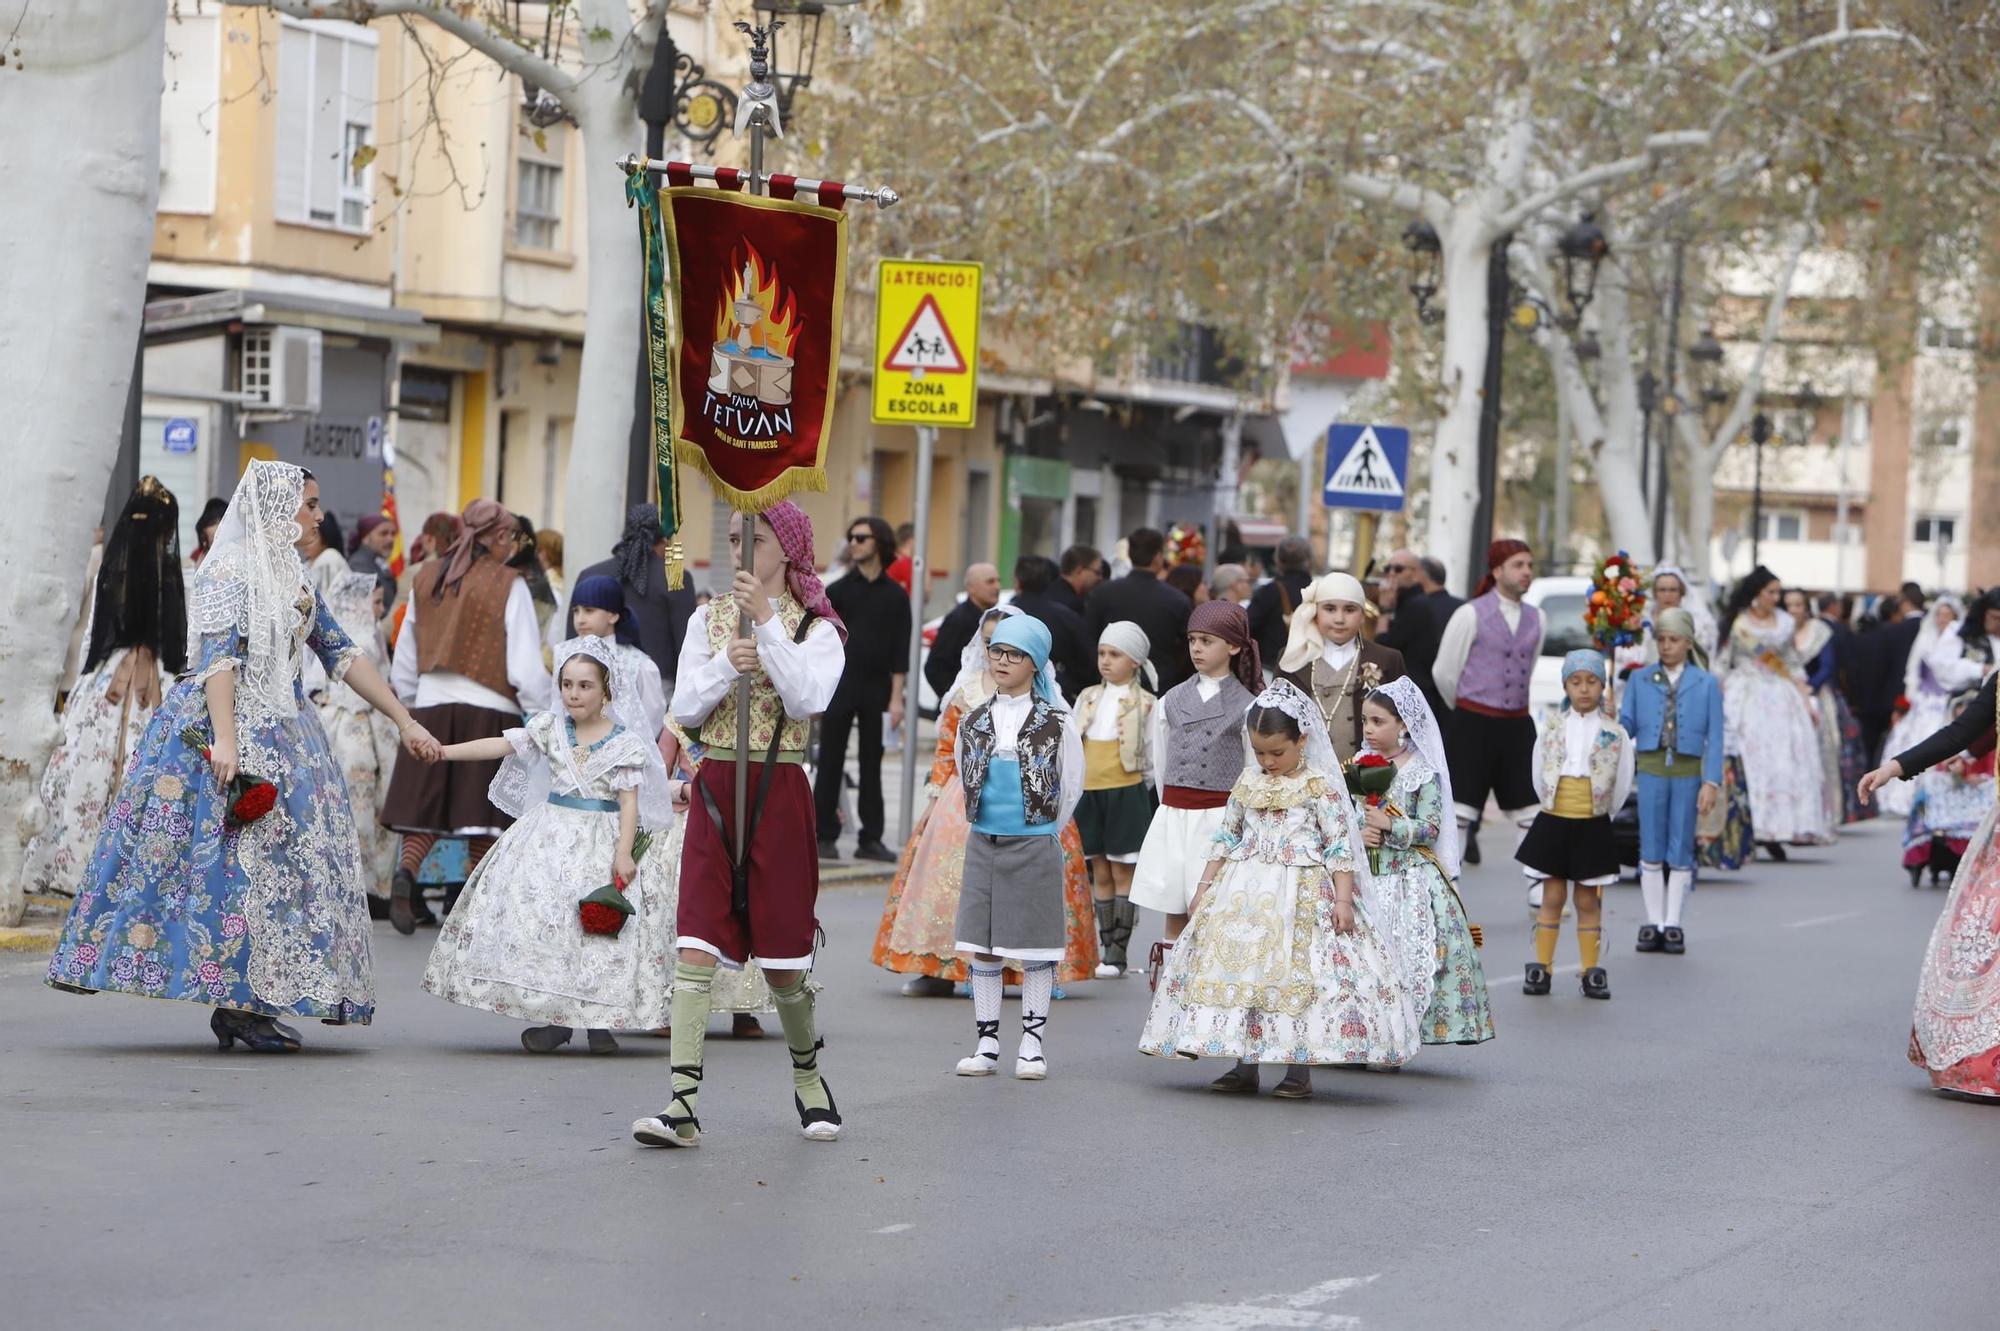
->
(626, 164), (684, 589)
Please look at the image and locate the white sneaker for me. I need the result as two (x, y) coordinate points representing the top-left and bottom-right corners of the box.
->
(955, 1052), (998, 1076)
(1015, 1055), (1047, 1080)
(1094, 962), (1123, 979)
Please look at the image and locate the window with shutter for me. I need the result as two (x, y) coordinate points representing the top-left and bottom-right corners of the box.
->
(273, 19), (376, 232)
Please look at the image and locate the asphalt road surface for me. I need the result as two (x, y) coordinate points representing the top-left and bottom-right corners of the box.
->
(4, 817), (1994, 1330)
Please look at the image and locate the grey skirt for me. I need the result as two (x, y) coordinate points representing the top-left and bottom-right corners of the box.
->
(955, 830), (1067, 961)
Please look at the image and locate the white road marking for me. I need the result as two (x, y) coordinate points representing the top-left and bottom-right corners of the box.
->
(1784, 911), (1865, 929)
(873, 1223), (913, 1234)
(1009, 1275), (1375, 1330)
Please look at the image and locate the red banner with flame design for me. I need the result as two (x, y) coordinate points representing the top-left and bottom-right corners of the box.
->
(661, 187), (849, 511)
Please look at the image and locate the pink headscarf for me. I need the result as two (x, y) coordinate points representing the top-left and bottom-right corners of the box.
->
(433, 497), (515, 599)
(759, 501), (847, 642)
(1188, 599), (1262, 691)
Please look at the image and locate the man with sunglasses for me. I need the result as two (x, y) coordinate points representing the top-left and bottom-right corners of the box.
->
(1378, 548), (1460, 723)
(815, 516), (911, 862)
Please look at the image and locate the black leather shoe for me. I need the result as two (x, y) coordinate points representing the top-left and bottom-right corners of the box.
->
(1208, 1063), (1261, 1093)
(210, 1008), (300, 1053)
(1762, 842), (1789, 863)
(1581, 967), (1611, 999)
(389, 868), (419, 935)
(521, 1024), (574, 1053)
(1464, 831), (1482, 866)
(1636, 925), (1664, 953)
(853, 839), (897, 864)
(1661, 927), (1686, 955)
(900, 975), (957, 998)
(817, 839), (841, 862)
(1522, 963), (1552, 996)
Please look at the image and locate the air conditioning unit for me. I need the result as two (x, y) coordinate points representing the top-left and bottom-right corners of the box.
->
(241, 326), (323, 414)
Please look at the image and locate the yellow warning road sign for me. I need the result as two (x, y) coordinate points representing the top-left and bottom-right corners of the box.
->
(872, 259), (981, 428)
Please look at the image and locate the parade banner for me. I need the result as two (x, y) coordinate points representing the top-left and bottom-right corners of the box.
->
(658, 184), (849, 511)
(627, 169), (686, 586)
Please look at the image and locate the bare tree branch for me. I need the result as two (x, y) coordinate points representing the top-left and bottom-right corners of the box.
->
(219, 0), (578, 97)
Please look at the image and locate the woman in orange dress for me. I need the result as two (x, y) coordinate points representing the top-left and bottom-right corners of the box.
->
(874, 604), (1099, 993)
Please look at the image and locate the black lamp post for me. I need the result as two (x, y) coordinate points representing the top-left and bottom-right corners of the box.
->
(1555, 212), (1609, 330)
(1749, 411), (1773, 567)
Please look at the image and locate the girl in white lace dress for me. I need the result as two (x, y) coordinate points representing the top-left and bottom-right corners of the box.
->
(1716, 568), (1830, 849)
(1139, 680), (1419, 1098)
(421, 637), (676, 1052)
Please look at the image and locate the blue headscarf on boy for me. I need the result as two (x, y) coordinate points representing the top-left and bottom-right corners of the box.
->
(989, 613), (1066, 709)
(1559, 648), (1607, 709)
(569, 573), (640, 647)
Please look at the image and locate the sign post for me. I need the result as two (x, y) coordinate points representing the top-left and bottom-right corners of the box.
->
(1321, 422), (1410, 573)
(875, 259), (983, 842)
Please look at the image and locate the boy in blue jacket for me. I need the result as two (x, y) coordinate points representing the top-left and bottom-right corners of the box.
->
(1618, 608), (1724, 954)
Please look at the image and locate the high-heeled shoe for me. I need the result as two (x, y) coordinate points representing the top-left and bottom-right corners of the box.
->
(210, 1008), (300, 1053)
(521, 1025), (574, 1053)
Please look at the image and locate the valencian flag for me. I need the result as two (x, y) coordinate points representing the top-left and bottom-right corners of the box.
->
(628, 166), (849, 586)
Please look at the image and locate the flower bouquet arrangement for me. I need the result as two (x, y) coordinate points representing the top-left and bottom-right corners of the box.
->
(578, 830), (654, 938)
(1163, 522), (1207, 570)
(179, 725), (279, 824)
(1345, 751), (1397, 874)
(1586, 551), (1648, 653)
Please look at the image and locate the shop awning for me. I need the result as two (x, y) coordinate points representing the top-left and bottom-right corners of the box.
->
(145, 288), (439, 345)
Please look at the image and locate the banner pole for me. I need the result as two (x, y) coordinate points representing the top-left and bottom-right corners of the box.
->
(898, 424), (936, 841)
(731, 68), (775, 864)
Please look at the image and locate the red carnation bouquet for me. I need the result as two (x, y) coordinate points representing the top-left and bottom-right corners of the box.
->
(180, 725), (279, 825)
(1163, 523), (1207, 570)
(1344, 752), (1397, 874)
(579, 830), (654, 938)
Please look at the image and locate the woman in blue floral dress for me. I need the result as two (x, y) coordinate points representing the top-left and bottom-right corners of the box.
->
(46, 461), (441, 1051)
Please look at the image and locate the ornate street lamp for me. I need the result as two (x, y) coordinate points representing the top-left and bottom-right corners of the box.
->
(1555, 211), (1609, 330)
(510, 1), (575, 127)
(752, 0), (867, 124)
(1402, 220), (1444, 326)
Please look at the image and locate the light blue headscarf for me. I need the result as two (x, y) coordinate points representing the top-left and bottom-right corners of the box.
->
(1561, 649), (1608, 686)
(990, 614), (1062, 706)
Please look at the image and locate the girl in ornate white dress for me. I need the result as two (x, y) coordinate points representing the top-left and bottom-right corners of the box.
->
(1716, 567), (1830, 851)
(1878, 597), (1963, 817)
(26, 476), (184, 896)
(314, 571), (400, 906)
(1139, 679), (1419, 1099)
(421, 637), (676, 1053)
(1358, 679), (1494, 1045)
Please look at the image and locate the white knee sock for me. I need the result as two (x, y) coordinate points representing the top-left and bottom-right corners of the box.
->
(1639, 863), (1666, 928)
(1019, 961), (1054, 1064)
(969, 963), (1003, 1061)
(1665, 869), (1691, 928)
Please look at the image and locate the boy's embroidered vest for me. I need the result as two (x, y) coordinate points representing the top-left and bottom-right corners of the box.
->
(1540, 714), (1626, 816)
(1072, 683), (1151, 778)
(698, 595), (813, 756)
(1458, 592), (1541, 714)
(1160, 676), (1257, 791)
(961, 696), (1066, 829)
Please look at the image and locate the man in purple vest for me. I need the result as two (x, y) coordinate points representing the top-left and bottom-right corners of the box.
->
(1434, 539), (1545, 867)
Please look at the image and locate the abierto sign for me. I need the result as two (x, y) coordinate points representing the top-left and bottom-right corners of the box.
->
(871, 259), (981, 428)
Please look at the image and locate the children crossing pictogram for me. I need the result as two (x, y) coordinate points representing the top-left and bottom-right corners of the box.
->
(882, 295), (967, 374)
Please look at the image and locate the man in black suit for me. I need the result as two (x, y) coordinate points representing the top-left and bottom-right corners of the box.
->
(1012, 554), (1095, 701)
(1853, 593), (1923, 766)
(1379, 550), (1461, 721)
(1248, 535), (1314, 679)
(1050, 544), (1103, 617)
(1086, 527), (1194, 689)
(922, 562), (1001, 702)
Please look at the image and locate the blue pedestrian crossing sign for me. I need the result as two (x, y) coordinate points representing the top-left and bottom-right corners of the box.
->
(1322, 423), (1408, 512)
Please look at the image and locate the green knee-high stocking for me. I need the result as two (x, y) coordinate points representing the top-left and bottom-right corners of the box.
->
(771, 977), (831, 1114)
(666, 961), (714, 1137)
